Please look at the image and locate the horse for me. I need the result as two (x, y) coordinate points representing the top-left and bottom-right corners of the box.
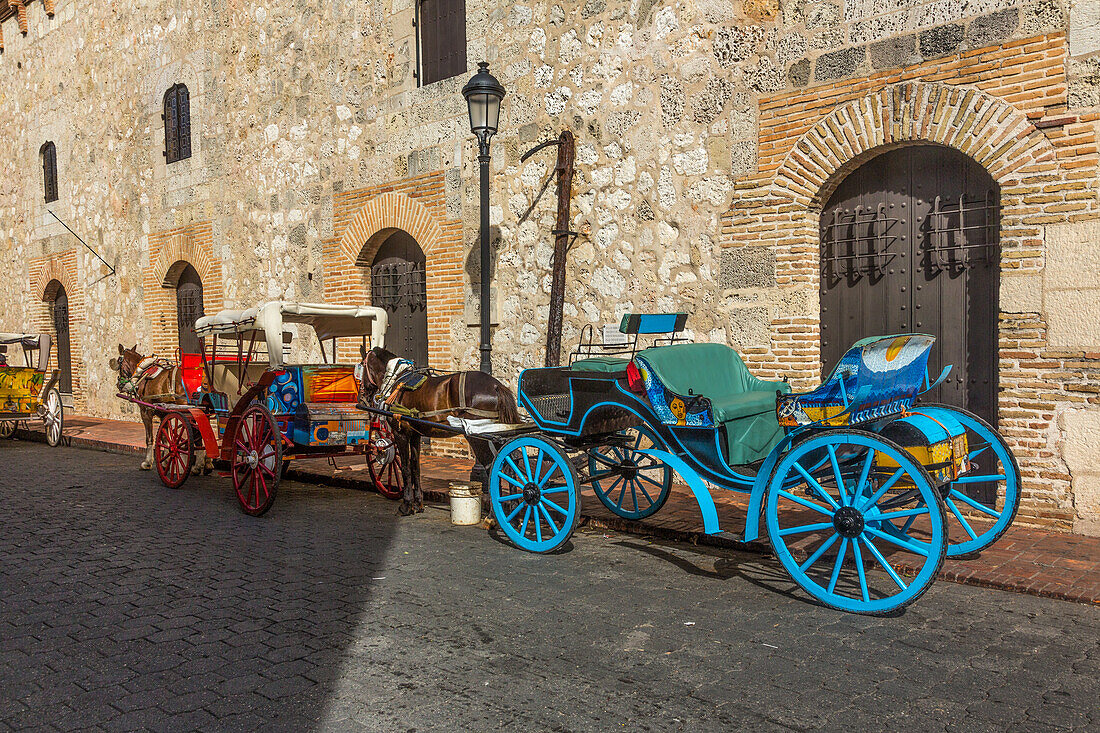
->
(357, 346), (522, 516)
(109, 344), (211, 473)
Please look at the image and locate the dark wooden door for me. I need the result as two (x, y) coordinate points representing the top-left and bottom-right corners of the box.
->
(52, 286), (72, 394)
(175, 264), (205, 355)
(820, 144), (999, 423)
(372, 231), (428, 365)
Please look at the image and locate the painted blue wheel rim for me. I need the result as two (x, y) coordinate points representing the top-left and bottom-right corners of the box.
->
(588, 425), (672, 520)
(490, 437), (578, 553)
(765, 431), (947, 614)
(914, 407), (1020, 556)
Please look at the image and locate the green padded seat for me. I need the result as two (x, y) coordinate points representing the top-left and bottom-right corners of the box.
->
(570, 356), (630, 373)
(636, 343), (791, 465)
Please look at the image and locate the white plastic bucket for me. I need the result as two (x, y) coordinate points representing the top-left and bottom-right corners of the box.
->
(448, 484), (481, 525)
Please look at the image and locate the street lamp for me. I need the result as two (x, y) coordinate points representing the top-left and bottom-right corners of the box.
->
(462, 62), (506, 375)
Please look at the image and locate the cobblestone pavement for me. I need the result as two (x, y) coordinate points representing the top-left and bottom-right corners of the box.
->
(1, 443), (1097, 732)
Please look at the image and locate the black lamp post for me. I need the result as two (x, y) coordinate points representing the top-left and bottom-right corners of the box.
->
(462, 62), (506, 375)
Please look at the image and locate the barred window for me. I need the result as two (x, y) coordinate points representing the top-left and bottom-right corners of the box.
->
(163, 84), (192, 164)
(41, 142), (58, 203)
(417, 0), (466, 86)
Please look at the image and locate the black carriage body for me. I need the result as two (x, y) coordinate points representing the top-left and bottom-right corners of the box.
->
(518, 367), (642, 440)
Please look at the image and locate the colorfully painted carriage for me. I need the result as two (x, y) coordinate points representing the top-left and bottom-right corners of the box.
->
(487, 314), (1020, 614)
(0, 333), (64, 446)
(131, 301), (405, 514)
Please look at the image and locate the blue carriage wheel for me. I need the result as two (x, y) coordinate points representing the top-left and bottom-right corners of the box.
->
(765, 430), (948, 615)
(490, 436), (580, 553)
(587, 424), (672, 520)
(911, 404), (1021, 557)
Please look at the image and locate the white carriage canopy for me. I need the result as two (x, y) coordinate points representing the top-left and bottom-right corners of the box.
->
(0, 333), (52, 370)
(193, 301), (388, 369)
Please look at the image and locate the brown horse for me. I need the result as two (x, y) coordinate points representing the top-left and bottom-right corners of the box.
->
(357, 346), (521, 516)
(109, 344), (211, 473)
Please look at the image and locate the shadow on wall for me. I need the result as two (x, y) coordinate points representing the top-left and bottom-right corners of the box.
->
(464, 225), (502, 289)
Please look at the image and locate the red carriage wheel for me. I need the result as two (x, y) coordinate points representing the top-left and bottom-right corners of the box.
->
(232, 405), (283, 516)
(366, 421), (404, 500)
(155, 412), (195, 489)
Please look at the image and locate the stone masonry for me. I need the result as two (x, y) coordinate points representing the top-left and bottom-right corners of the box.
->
(1, 0), (1100, 533)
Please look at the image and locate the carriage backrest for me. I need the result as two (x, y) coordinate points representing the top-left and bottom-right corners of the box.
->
(776, 334), (936, 427)
(619, 313), (688, 335)
(635, 342), (766, 398)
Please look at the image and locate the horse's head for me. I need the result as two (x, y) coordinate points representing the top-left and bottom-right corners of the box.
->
(357, 345), (397, 405)
(109, 344), (143, 383)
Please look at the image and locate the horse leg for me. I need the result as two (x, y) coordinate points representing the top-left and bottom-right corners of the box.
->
(467, 437), (495, 498)
(409, 433), (424, 514)
(396, 429), (417, 516)
(140, 407), (154, 470)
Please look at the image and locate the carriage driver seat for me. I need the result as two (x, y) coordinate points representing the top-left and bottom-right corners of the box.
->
(634, 343), (791, 465)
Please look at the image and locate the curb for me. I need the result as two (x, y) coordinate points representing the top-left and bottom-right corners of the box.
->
(13, 427), (1097, 606)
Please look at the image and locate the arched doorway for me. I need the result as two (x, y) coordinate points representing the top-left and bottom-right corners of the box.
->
(820, 144), (1000, 425)
(371, 231), (428, 365)
(175, 263), (204, 355)
(51, 283), (73, 394)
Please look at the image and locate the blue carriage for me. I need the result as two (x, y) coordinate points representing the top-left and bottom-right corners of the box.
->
(487, 314), (1020, 614)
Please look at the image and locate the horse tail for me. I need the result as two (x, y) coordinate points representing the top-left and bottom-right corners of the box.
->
(494, 381), (522, 425)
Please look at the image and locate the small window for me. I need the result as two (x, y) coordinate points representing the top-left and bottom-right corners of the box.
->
(41, 142), (58, 203)
(417, 0), (467, 86)
(163, 84), (192, 164)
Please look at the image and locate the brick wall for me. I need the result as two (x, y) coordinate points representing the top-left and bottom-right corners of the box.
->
(142, 222), (224, 359)
(720, 32), (1100, 530)
(323, 172), (469, 458)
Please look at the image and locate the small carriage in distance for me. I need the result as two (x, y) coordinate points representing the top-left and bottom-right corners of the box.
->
(129, 301), (404, 514)
(0, 333), (65, 446)
(486, 314), (1020, 614)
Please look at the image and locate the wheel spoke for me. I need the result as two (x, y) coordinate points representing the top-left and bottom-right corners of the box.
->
(826, 445), (847, 506)
(860, 536), (908, 591)
(520, 506), (532, 535)
(537, 462), (559, 488)
(857, 467), (906, 511)
(534, 508), (543, 543)
(541, 496), (569, 516)
(504, 455), (526, 485)
(864, 526), (930, 557)
(873, 507), (930, 521)
(798, 533), (839, 573)
(629, 480), (639, 512)
(522, 449), (534, 483)
(637, 473), (666, 490)
(538, 503), (560, 534)
(793, 463), (840, 510)
(498, 471), (526, 490)
(505, 501), (526, 524)
(948, 489), (1002, 518)
(967, 444), (991, 461)
(534, 449), (544, 489)
(851, 537), (870, 602)
(498, 493), (523, 502)
(955, 473), (1005, 484)
(945, 497), (979, 540)
(827, 538), (849, 594)
(777, 521), (835, 537)
(635, 481), (656, 505)
(854, 449), (876, 508)
(777, 489), (834, 517)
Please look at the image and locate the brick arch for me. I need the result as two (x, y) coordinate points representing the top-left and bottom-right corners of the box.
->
(152, 243), (216, 289)
(771, 81), (1062, 209)
(335, 192), (445, 267)
(33, 255), (77, 303)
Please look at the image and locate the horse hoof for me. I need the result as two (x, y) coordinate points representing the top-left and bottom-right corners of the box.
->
(397, 501), (416, 517)
(140, 462), (152, 471)
(415, 502), (425, 514)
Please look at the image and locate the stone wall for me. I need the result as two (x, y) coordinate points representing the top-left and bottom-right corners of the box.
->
(2, 0), (1100, 531)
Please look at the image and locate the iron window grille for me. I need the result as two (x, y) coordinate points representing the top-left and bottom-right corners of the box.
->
(924, 191), (1000, 273)
(163, 84), (192, 164)
(371, 261), (427, 311)
(821, 203), (900, 279)
(41, 141), (58, 203)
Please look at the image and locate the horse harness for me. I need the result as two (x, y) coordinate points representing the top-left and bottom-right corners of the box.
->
(118, 356), (183, 401)
(375, 358), (501, 420)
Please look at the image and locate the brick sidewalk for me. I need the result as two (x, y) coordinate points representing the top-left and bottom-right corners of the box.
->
(13, 413), (1099, 605)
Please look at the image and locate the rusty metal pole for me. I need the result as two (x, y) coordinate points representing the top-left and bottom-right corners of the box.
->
(545, 130), (575, 367)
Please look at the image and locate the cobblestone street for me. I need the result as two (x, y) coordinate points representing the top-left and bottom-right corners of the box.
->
(2, 443), (1098, 732)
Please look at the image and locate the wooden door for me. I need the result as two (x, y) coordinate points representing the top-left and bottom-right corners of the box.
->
(371, 231), (429, 366)
(52, 286), (72, 394)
